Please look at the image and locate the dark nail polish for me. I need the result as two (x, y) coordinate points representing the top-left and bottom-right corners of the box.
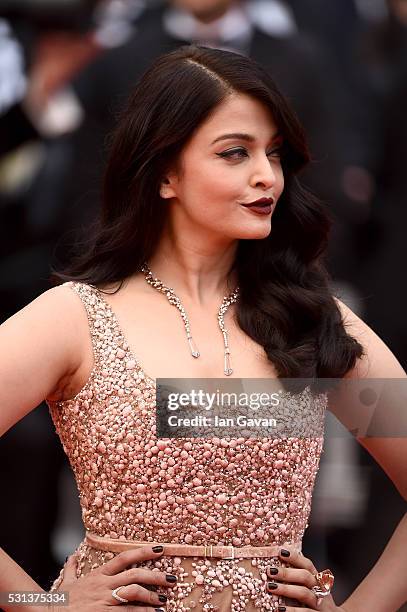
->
(166, 574), (177, 583)
(278, 607), (286, 612)
(155, 609), (165, 611)
(152, 545), (164, 553)
(280, 548), (290, 557)
(268, 567), (278, 575)
(267, 582), (278, 590)
(65, 556), (68, 563)
(158, 594), (168, 603)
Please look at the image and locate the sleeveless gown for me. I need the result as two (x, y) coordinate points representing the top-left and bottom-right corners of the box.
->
(47, 281), (328, 611)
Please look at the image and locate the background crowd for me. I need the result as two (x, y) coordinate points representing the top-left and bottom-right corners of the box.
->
(1, 0), (406, 608)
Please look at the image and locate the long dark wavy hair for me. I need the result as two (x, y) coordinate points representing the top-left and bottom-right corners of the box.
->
(53, 44), (364, 382)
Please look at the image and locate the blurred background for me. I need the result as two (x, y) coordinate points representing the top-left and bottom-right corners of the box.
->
(0, 0), (407, 608)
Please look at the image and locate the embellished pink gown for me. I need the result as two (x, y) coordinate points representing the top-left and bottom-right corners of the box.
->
(47, 282), (327, 611)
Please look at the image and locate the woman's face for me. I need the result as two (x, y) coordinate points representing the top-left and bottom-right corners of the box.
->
(161, 93), (285, 245)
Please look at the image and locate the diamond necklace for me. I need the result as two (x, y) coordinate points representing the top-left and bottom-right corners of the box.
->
(140, 262), (240, 376)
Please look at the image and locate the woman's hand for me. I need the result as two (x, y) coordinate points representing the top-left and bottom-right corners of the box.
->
(265, 545), (346, 611)
(57, 546), (177, 611)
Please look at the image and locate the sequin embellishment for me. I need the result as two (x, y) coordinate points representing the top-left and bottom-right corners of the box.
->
(47, 282), (327, 611)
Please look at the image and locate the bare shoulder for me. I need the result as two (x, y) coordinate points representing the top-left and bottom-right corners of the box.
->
(7, 283), (86, 361)
(0, 284), (92, 436)
(334, 296), (406, 379)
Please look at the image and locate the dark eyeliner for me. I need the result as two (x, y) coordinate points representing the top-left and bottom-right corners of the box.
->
(216, 147), (247, 158)
(216, 145), (284, 160)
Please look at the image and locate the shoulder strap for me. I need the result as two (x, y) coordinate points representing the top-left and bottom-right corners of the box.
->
(63, 281), (124, 366)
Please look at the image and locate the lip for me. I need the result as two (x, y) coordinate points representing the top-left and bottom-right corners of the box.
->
(241, 197), (275, 208)
(242, 204), (272, 215)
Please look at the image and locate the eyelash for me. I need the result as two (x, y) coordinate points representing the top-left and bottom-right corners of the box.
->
(216, 146), (284, 161)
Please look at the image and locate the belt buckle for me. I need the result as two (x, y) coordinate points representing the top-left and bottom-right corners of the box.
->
(204, 545), (213, 558)
(222, 546), (235, 560)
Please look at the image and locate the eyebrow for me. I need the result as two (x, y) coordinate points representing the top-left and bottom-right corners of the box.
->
(211, 131), (282, 145)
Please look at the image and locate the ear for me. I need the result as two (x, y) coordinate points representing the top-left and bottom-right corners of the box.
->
(159, 172), (178, 200)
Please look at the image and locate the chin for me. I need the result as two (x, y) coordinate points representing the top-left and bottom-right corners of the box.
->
(236, 225), (272, 240)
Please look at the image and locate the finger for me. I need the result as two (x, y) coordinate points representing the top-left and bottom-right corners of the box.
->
(139, 583), (158, 592)
(266, 581), (318, 609)
(266, 566), (317, 588)
(112, 568), (177, 589)
(278, 547), (318, 574)
(102, 546), (165, 576)
(111, 584), (169, 608)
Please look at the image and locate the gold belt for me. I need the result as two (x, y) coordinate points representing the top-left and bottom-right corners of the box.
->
(86, 531), (298, 560)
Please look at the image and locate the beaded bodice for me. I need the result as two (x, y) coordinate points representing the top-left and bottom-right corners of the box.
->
(47, 281), (327, 548)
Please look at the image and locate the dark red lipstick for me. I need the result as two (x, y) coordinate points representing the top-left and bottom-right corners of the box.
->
(241, 197), (275, 215)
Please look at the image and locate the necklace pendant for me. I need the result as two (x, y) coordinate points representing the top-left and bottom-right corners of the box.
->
(141, 263), (239, 370)
(187, 336), (200, 358)
(224, 350), (233, 376)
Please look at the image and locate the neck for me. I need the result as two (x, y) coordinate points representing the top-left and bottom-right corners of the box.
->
(145, 237), (238, 307)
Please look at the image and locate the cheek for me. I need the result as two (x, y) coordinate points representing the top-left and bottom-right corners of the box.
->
(276, 168), (285, 196)
(184, 165), (242, 203)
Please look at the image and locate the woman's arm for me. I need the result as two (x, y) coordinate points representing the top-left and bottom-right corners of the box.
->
(330, 299), (407, 611)
(0, 548), (49, 612)
(340, 512), (407, 612)
(332, 298), (407, 499)
(266, 299), (407, 611)
(0, 285), (86, 436)
(0, 286), (83, 607)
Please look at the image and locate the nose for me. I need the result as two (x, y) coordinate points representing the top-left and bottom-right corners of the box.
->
(250, 154), (278, 190)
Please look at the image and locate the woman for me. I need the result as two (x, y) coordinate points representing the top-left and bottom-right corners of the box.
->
(1, 45), (407, 611)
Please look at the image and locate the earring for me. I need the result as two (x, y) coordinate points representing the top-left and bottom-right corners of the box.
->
(160, 179), (171, 199)
(160, 188), (167, 198)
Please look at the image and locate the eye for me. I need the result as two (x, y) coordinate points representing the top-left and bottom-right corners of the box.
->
(267, 147), (283, 158)
(216, 146), (284, 161)
(216, 147), (249, 160)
